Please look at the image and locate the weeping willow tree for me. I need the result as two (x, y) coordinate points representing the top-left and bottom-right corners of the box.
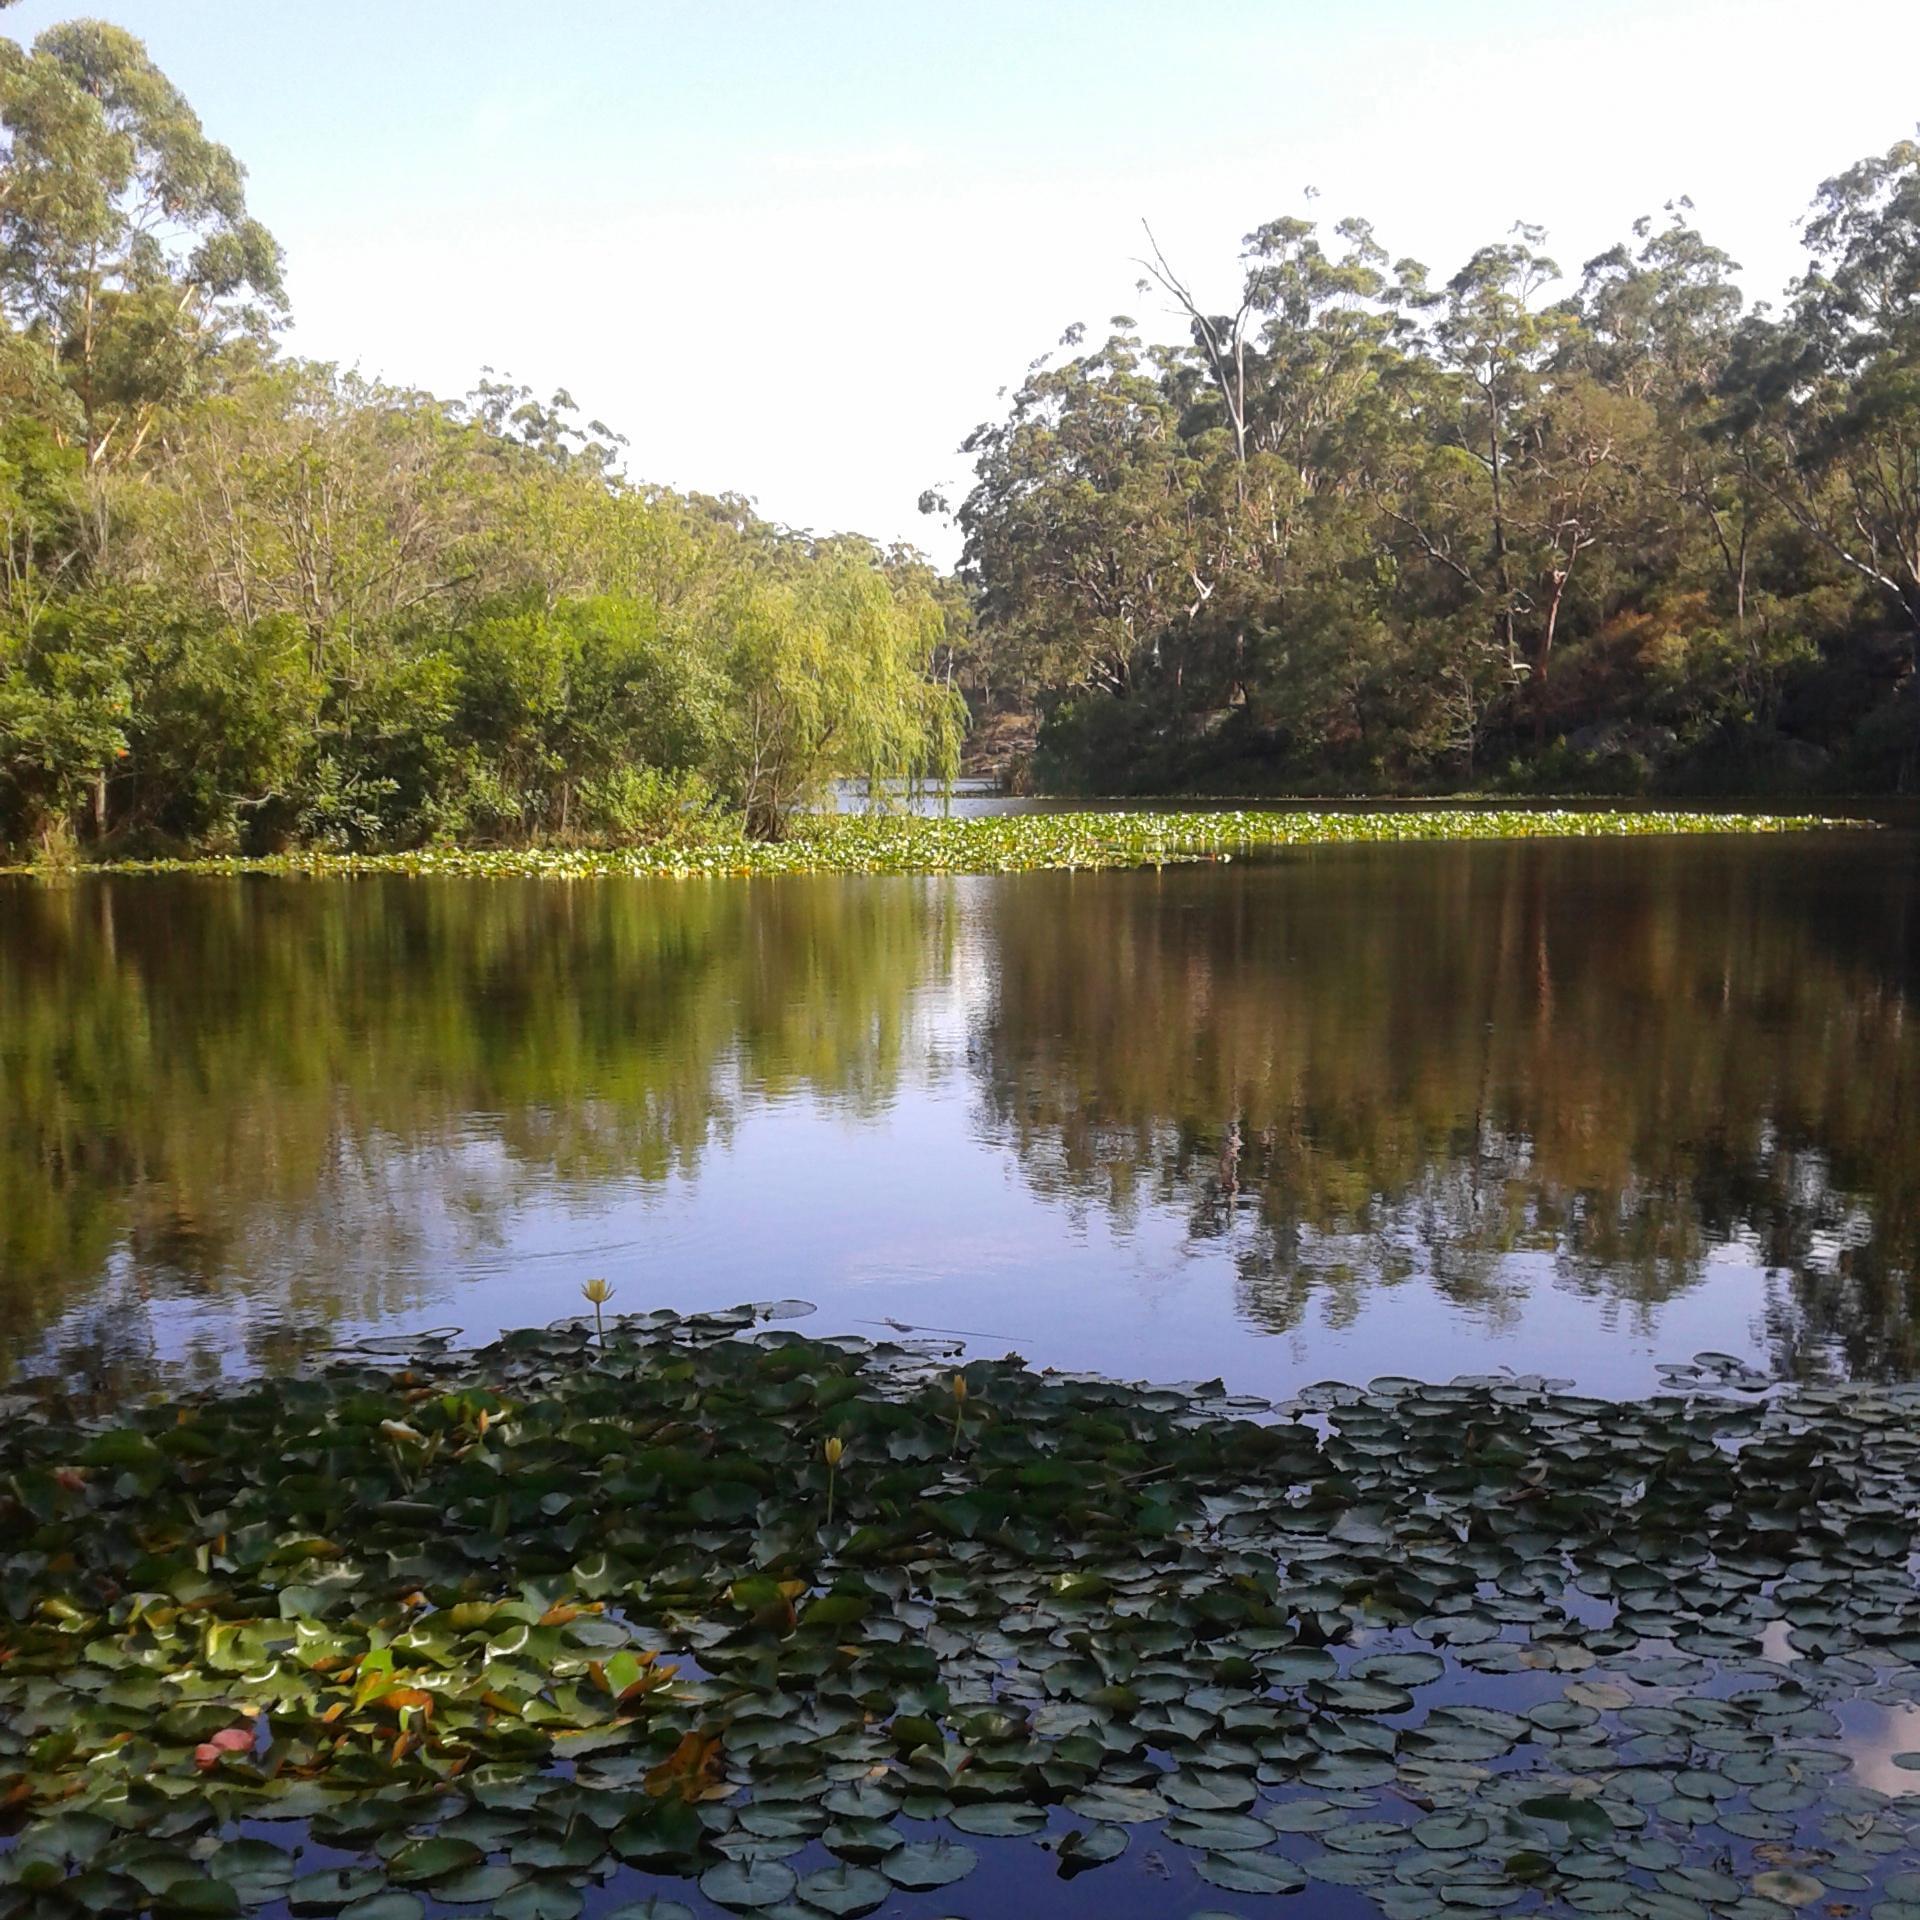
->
(717, 548), (965, 838)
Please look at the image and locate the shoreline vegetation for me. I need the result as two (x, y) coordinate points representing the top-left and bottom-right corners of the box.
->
(3, 1303), (1919, 1916)
(8, 26), (1920, 867)
(0, 806), (1869, 881)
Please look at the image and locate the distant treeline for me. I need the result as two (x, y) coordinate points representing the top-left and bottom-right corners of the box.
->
(943, 144), (1920, 795)
(1, 23), (963, 858)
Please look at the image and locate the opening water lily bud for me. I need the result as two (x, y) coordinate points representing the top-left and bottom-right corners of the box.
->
(824, 1436), (844, 1466)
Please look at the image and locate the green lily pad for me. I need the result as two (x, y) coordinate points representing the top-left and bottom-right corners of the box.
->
(429, 1863), (524, 1903)
(1057, 1825), (1129, 1870)
(493, 1885), (583, 1920)
(793, 1865), (892, 1916)
(1065, 1786), (1170, 1823)
(157, 1883), (243, 1920)
(1193, 1851), (1308, 1895)
(948, 1802), (1048, 1836)
(386, 1839), (484, 1886)
(1351, 1652), (1444, 1687)
(1413, 1813), (1489, 1850)
(698, 1860), (799, 1910)
(883, 1839), (978, 1889)
(1263, 1800), (1352, 1834)
(1167, 1813), (1280, 1852)
(1163, 1771), (1258, 1813)
(338, 1900), (426, 1920)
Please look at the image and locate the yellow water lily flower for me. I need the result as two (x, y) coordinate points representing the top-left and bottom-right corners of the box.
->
(582, 1277), (615, 1345)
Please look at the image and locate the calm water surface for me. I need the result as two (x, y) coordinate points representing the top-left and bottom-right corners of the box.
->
(3, 827), (1915, 1395)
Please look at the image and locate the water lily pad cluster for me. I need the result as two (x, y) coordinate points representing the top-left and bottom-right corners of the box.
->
(4, 1311), (1920, 1919)
(3, 807), (1857, 883)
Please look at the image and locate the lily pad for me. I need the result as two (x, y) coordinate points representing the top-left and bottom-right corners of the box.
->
(386, 1840), (484, 1886)
(1193, 1851), (1309, 1895)
(792, 1865), (891, 1916)
(698, 1860), (800, 1910)
(1753, 1871), (1826, 1907)
(882, 1839), (978, 1889)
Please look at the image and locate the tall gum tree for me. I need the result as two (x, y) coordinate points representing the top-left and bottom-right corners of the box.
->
(1762, 141), (1920, 660)
(1429, 230), (1569, 692)
(0, 18), (284, 472)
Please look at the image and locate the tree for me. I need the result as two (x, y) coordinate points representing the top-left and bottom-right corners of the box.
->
(1428, 229), (1569, 689)
(0, 20), (970, 856)
(1759, 139), (1920, 648)
(0, 20), (284, 468)
(957, 326), (1201, 703)
(715, 547), (963, 838)
(0, 597), (129, 852)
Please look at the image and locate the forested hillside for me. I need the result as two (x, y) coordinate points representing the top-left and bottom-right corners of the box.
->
(947, 150), (1920, 795)
(1, 22), (963, 858)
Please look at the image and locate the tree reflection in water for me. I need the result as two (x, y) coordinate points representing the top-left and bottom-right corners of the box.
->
(2, 829), (1914, 1389)
(971, 833), (1920, 1382)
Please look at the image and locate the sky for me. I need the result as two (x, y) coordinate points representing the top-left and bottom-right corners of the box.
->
(6, 0), (1919, 563)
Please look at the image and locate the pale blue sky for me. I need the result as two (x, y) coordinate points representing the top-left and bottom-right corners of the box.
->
(7, 0), (1918, 559)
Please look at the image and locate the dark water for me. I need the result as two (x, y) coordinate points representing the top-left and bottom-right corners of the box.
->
(4, 827), (1916, 1396)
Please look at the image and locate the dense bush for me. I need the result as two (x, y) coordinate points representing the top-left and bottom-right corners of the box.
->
(0, 23), (963, 857)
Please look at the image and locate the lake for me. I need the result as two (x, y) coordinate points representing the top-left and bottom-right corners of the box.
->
(3, 821), (1915, 1396)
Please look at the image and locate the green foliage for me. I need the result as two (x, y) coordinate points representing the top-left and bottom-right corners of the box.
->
(0, 26), (962, 857)
(0, 18), (284, 464)
(435, 595), (722, 841)
(0, 601), (130, 852)
(953, 162), (1920, 794)
(0, 350), (961, 858)
(9, 14), (1920, 832)
(711, 552), (963, 837)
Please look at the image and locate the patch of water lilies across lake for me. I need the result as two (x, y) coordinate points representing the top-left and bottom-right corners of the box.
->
(0, 807), (1865, 882)
(5, 1303), (1920, 1920)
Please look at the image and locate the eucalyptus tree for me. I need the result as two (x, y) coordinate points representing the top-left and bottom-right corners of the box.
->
(1428, 229), (1570, 693)
(2, 18), (284, 846)
(1771, 138), (1920, 648)
(129, 364), (507, 669)
(956, 326), (1201, 703)
(953, 137), (1920, 793)
(0, 19), (283, 469)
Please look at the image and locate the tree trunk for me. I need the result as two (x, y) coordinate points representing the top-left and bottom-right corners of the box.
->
(1534, 577), (1566, 747)
(1486, 386), (1516, 673)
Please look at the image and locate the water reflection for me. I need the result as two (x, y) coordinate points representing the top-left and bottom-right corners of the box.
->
(975, 835), (1920, 1381)
(0, 830), (1914, 1392)
(0, 874), (958, 1383)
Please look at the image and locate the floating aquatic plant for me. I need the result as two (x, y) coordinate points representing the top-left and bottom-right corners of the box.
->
(2, 1308), (1919, 1918)
(0, 807), (1868, 884)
